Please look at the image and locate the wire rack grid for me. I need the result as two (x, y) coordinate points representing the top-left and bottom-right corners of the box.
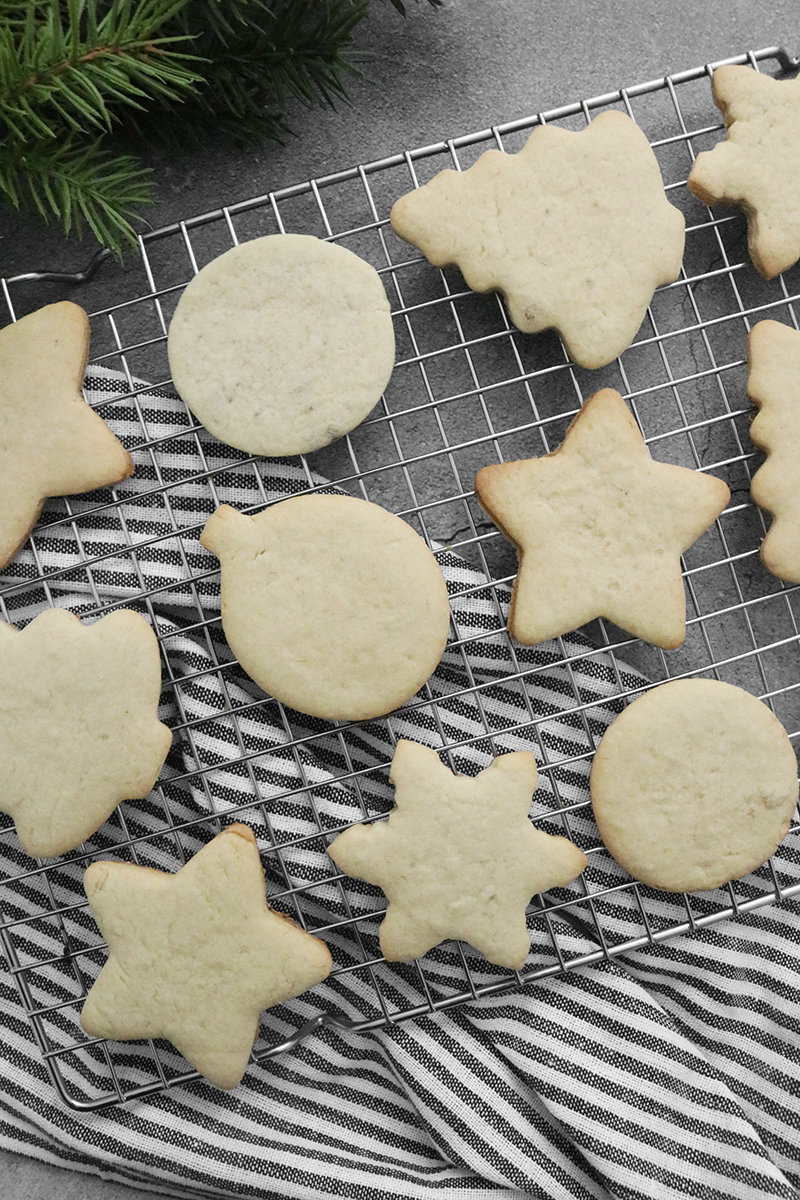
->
(2, 45), (800, 1111)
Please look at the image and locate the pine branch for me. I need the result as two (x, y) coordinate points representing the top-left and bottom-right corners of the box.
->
(142, 0), (371, 146)
(0, 134), (154, 254)
(0, 0), (204, 144)
(0, 0), (441, 254)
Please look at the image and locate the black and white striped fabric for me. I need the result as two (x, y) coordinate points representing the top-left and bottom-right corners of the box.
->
(0, 368), (799, 1200)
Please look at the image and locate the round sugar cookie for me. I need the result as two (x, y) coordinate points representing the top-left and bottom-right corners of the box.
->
(590, 679), (798, 893)
(167, 235), (395, 457)
(199, 496), (451, 721)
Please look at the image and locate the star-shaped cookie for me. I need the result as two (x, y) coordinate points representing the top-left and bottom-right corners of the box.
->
(327, 740), (588, 970)
(747, 319), (800, 582)
(0, 301), (133, 570)
(688, 66), (800, 279)
(0, 607), (172, 857)
(474, 388), (730, 648)
(390, 110), (685, 368)
(81, 824), (333, 1090)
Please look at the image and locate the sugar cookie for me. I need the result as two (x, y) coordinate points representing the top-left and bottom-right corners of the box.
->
(0, 302), (133, 570)
(590, 679), (798, 892)
(747, 319), (800, 582)
(0, 608), (171, 857)
(328, 739), (588, 969)
(688, 66), (800, 279)
(167, 235), (395, 457)
(200, 497), (450, 721)
(81, 824), (333, 1090)
(390, 110), (684, 368)
(474, 389), (730, 648)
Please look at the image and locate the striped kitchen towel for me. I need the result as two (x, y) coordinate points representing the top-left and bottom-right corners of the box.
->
(0, 367), (798, 1200)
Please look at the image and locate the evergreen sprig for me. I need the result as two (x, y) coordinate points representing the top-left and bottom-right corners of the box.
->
(0, 0), (201, 141)
(0, 0), (439, 259)
(134, 0), (372, 146)
(0, 134), (154, 247)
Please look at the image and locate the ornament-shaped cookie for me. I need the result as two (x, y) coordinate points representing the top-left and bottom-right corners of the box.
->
(81, 824), (333, 1090)
(474, 389), (730, 648)
(0, 302), (133, 569)
(688, 66), (800, 279)
(200, 496), (450, 721)
(328, 740), (587, 969)
(0, 608), (172, 857)
(747, 320), (800, 582)
(590, 679), (798, 892)
(390, 110), (685, 369)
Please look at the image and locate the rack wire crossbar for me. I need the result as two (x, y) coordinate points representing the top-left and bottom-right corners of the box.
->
(2, 45), (800, 1110)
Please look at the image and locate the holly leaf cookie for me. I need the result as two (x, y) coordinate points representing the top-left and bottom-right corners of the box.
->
(474, 388), (730, 648)
(747, 319), (800, 582)
(390, 110), (685, 369)
(81, 824), (333, 1090)
(688, 66), (800, 279)
(327, 739), (588, 970)
(0, 608), (172, 857)
(0, 302), (133, 570)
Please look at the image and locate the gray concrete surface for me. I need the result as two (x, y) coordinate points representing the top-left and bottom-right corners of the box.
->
(0, 1149), (163, 1200)
(0, 2), (798, 1197)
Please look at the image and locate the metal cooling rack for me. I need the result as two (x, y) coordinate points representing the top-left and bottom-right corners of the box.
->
(2, 45), (800, 1111)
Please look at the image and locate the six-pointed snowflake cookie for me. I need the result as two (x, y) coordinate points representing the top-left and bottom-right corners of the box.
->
(327, 739), (588, 970)
(0, 302), (133, 570)
(474, 389), (730, 649)
(390, 110), (685, 368)
(748, 319), (800, 582)
(81, 824), (333, 1090)
(688, 66), (800, 279)
(0, 608), (172, 857)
